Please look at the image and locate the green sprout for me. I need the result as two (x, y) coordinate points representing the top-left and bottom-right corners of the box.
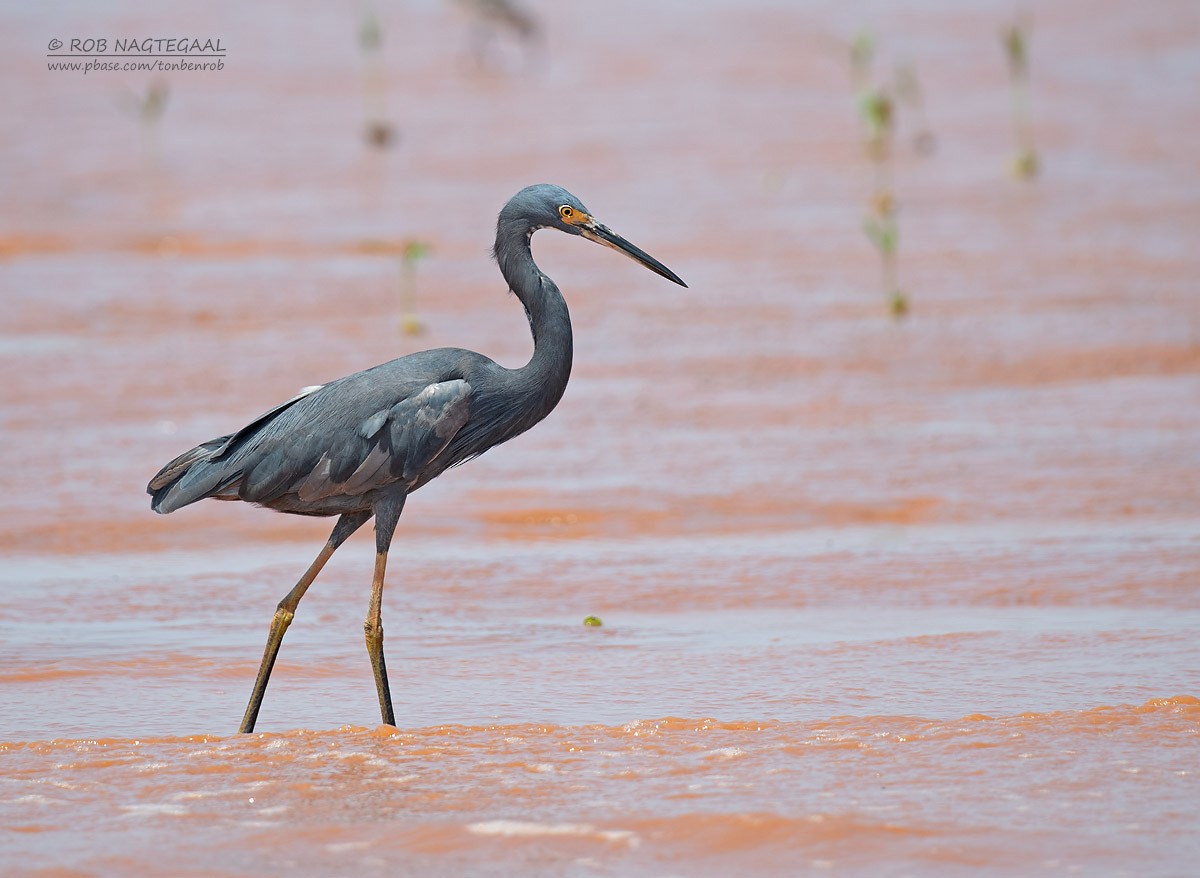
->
(863, 199), (907, 319)
(850, 32), (914, 318)
(1002, 15), (1039, 179)
(582, 615), (603, 628)
(119, 79), (169, 171)
(359, 14), (383, 52)
(1001, 20), (1028, 77)
(857, 82), (908, 319)
(858, 87), (894, 165)
(894, 62), (936, 155)
(399, 240), (431, 335)
(359, 12), (396, 149)
(849, 31), (875, 92)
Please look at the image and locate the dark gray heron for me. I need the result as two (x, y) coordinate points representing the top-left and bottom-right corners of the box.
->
(148, 184), (686, 733)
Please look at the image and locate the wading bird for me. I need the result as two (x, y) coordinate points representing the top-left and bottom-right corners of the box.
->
(148, 184), (686, 733)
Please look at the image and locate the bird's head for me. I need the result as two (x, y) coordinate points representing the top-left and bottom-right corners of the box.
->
(505, 184), (687, 287)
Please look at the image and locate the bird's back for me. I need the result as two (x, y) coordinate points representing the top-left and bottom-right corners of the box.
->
(148, 348), (528, 517)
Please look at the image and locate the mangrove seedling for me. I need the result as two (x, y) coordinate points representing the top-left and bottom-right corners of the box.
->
(863, 207), (907, 319)
(119, 79), (169, 170)
(399, 239), (431, 335)
(857, 86), (909, 318)
(859, 88), (894, 169)
(849, 30), (875, 94)
(359, 12), (396, 148)
(1001, 15), (1039, 179)
(454, 0), (542, 72)
(894, 62), (936, 156)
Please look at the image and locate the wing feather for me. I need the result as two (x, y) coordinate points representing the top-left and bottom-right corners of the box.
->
(338, 445), (392, 495)
(280, 379), (473, 503)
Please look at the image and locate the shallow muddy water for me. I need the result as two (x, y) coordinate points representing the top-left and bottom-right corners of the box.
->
(2, 1), (1199, 875)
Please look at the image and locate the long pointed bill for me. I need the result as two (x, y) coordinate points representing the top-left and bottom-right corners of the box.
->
(580, 222), (687, 287)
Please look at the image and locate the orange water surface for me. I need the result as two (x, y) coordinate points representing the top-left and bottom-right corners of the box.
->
(2, 1), (1199, 876)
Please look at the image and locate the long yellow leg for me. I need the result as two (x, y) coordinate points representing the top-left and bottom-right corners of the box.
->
(363, 494), (405, 728)
(364, 549), (396, 726)
(239, 512), (369, 733)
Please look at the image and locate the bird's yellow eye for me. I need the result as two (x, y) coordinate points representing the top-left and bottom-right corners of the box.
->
(559, 205), (574, 220)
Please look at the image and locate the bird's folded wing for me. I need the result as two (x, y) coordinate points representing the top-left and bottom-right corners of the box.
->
(290, 379), (472, 502)
(147, 385), (325, 498)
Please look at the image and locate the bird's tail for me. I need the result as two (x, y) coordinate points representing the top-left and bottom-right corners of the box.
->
(147, 435), (243, 514)
(148, 384), (325, 515)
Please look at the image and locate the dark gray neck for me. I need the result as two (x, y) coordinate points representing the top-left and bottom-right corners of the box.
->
(495, 224), (574, 425)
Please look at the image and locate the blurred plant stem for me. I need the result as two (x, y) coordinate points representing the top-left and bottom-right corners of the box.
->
(1002, 14), (1039, 179)
(360, 11), (396, 148)
(455, 0), (542, 72)
(118, 80), (171, 217)
(399, 240), (431, 336)
(849, 31), (875, 94)
(894, 62), (936, 155)
(120, 80), (168, 171)
(858, 83), (908, 319)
